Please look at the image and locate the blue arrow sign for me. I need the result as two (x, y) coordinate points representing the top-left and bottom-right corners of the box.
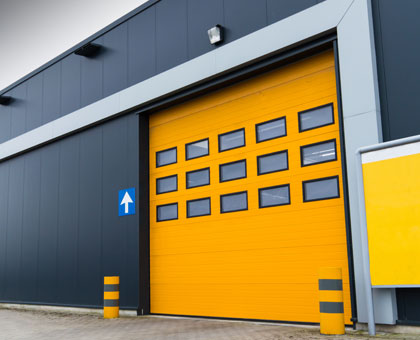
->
(118, 188), (135, 216)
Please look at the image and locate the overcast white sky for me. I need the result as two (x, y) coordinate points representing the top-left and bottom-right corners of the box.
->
(0, 0), (148, 91)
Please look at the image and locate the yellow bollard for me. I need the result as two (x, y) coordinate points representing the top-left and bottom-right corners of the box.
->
(319, 267), (345, 335)
(104, 276), (119, 319)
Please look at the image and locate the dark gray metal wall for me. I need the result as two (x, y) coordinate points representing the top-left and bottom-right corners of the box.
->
(372, 0), (420, 141)
(372, 0), (420, 324)
(0, 113), (140, 308)
(0, 0), (324, 144)
(0, 0), (327, 309)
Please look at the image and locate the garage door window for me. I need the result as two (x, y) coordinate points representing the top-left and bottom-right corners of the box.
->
(156, 175), (178, 194)
(259, 184), (290, 208)
(156, 147), (177, 167)
(218, 128), (245, 152)
(186, 168), (210, 189)
(256, 117), (286, 142)
(157, 203), (178, 221)
(186, 138), (209, 160)
(257, 150), (288, 175)
(301, 140), (337, 166)
(220, 160), (247, 182)
(303, 176), (339, 202)
(187, 197), (211, 218)
(298, 104), (334, 132)
(220, 191), (248, 213)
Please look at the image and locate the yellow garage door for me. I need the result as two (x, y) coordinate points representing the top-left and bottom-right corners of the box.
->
(149, 50), (352, 324)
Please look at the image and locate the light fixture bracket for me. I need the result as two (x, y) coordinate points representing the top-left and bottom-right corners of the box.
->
(208, 24), (224, 45)
(0, 96), (11, 106)
(74, 43), (102, 58)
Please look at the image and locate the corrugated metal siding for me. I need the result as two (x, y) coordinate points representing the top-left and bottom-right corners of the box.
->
(0, 113), (140, 308)
(0, 0), (324, 144)
(373, 0), (420, 141)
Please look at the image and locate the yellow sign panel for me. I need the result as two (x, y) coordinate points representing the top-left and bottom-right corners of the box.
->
(362, 150), (420, 286)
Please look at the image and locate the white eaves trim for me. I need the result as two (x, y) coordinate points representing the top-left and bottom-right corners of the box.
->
(362, 141), (420, 164)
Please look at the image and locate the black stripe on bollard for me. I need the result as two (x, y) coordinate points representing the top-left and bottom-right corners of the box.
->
(320, 301), (344, 314)
(318, 279), (343, 291)
(104, 299), (120, 307)
(104, 284), (120, 292)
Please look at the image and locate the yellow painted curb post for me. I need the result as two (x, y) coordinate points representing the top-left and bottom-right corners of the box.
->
(104, 276), (119, 319)
(319, 267), (345, 335)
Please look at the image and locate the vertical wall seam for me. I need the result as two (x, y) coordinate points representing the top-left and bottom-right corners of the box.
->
(24, 81), (28, 133)
(8, 90), (12, 141)
(41, 73), (45, 125)
(126, 22), (129, 89)
(17, 156), (27, 300)
(186, 0), (190, 60)
(35, 152), (43, 301)
(101, 38), (105, 99)
(55, 145), (62, 301)
(76, 135), (82, 302)
(79, 57), (82, 109)
(100, 126), (104, 303)
(264, 0), (268, 26)
(154, 6), (158, 74)
(59, 62), (63, 120)
(1, 163), (10, 298)
(371, 0), (390, 141)
(222, 0), (226, 26)
(75, 135), (81, 300)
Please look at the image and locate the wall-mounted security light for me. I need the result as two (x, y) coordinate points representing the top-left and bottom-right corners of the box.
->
(208, 24), (224, 45)
(0, 96), (11, 106)
(74, 42), (101, 57)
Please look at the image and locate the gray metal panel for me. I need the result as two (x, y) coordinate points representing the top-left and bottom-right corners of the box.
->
(267, 0), (318, 24)
(156, 0), (188, 73)
(128, 7), (156, 86)
(103, 23), (129, 97)
(0, 0), (324, 144)
(373, 0), (420, 141)
(10, 84), (27, 138)
(102, 118), (130, 305)
(61, 54), (81, 117)
(223, 0), (267, 43)
(42, 63), (61, 124)
(77, 128), (102, 306)
(37, 143), (60, 303)
(56, 135), (80, 304)
(80, 37), (103, 107)
(20, 152), (41, 302)
(124, 112), (140, 308)
(5, 157), (25, 300)
(0, 113), (139, 308)
(26, 74), (43, 131)
(187, 0), (223, 59)
(0, 162), (9, 298)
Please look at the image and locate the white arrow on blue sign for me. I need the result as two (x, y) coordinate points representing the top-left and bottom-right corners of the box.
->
(118, 188), (135, 216)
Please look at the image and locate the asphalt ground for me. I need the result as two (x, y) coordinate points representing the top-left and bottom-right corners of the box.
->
(0, 308), (418, 340)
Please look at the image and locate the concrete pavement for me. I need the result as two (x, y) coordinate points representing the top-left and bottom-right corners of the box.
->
(0, 308), (418, 340)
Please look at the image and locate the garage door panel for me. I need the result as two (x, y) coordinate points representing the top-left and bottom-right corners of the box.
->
(149, 50), (352, 323)
(150, 89), (337, 152)
(149, 54), (335, 130)
(151, 165), (344, 203)
(150, 206), (347, 254)
(149, 78), (337, 147)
